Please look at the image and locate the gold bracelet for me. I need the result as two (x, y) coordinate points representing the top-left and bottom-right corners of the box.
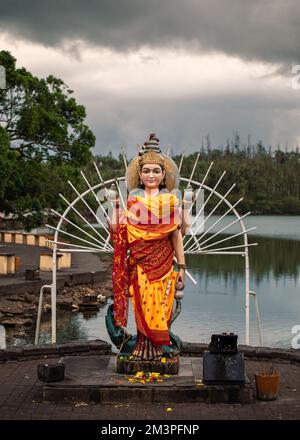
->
(177, 263), (186, 270)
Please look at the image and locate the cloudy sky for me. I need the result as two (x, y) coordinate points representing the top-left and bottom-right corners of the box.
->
(1, 0), (300, 155)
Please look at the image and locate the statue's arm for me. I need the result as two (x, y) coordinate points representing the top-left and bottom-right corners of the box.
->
(171, 228), (186, 289)
(180, 200), (192, 237)
(171, 228), (185, 264)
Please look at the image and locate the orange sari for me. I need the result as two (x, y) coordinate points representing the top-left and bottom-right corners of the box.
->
(111, 192), (180, 346)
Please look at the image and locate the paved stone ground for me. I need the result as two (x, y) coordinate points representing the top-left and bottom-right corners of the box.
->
(0, 356), (299, 420)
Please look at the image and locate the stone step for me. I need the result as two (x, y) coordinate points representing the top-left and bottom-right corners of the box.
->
(42, 355), (252, 404)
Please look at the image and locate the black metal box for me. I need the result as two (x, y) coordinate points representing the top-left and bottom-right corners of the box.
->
(208, 333), (238, 354)
(203, 351), (245, 384)
(37, 362), (65, 382)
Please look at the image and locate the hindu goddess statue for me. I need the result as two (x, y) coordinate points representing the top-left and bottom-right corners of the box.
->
(107, 134), (189, 363)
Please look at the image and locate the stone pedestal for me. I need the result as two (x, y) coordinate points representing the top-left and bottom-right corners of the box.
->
(42, 355), (253, 404)
(116, 356), (179, 375)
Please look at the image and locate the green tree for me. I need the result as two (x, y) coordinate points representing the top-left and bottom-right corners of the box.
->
(0, 51), (95, 163)
(0, 126), (18, 201)
(0, 51), (96, 228)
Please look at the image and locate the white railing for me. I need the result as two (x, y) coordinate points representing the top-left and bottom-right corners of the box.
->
(35, 156), (263, 347)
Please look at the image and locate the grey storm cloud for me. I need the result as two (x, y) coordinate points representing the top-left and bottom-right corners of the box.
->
(0, 0), (300, 68)
(83, 90), (300, 155)
(1, 0), (300, 152)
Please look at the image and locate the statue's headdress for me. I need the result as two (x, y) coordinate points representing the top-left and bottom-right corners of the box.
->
(126, 133), (179, 192)
(138, 150), (165, 168)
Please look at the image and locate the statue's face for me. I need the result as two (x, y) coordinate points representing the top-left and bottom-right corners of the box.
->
(139, 163), (165, 190)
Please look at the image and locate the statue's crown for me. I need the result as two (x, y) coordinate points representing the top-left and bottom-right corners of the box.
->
(138, 132), (164, 167)
(143, 132), (160, 150)
(138, 150), (165, 168)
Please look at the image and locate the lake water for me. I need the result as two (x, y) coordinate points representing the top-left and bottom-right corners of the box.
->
(4, 216), (300, 349)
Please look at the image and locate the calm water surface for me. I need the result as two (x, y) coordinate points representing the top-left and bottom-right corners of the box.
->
(4, 216), (300, 349)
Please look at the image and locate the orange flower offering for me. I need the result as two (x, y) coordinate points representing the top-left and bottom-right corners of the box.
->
(128, 371), (170, 383)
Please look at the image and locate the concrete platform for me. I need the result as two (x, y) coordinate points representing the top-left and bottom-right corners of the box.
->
(1, 342), (300, 419)
(42, 355), (252, 404)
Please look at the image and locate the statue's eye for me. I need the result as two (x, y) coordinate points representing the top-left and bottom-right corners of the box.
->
(142, 168), (162, 174)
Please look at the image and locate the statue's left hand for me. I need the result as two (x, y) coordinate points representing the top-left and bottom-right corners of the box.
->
(176, 268), (185, 290)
